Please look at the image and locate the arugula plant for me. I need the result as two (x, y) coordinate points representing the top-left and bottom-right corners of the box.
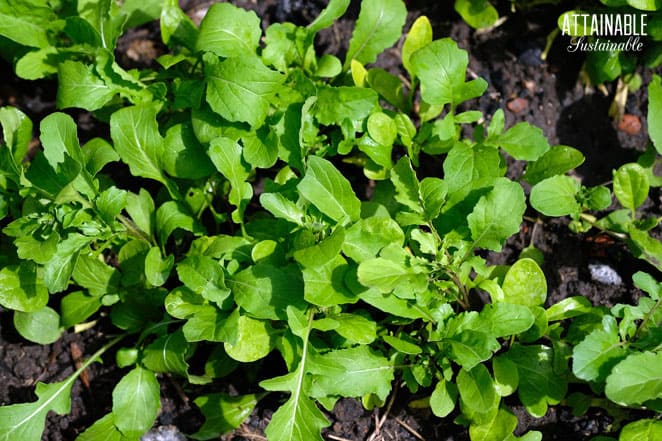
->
(530, 75), (662, 272)
(0, 0), (660, 440)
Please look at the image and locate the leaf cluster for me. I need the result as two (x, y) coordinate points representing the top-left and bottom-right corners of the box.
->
(0, 1), (660, 441)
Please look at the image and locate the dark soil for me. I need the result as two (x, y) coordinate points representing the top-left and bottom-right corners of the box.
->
(1, 1), (661, 440)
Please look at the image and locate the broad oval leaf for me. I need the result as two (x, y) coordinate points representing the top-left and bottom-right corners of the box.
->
(344, 0), (407, 68)
(402, 16), (433, 78)
(467, 178), (526, 251)
(0, 263), (48, 312)
(196, 3), (261, 57)
(297, 156), (361, 225)
(204, 55), (284, 127)
(501, 258), (547, 307)
(523, 145), (585, 185)
(530, 175), (581, 217)
(605, 351), (662, 406)
(224, 315), (273, 362)
(112, 366), (161, 439)
(613, 163), (649, 212)
(14, 306), (62, 344)
(410, 38), (488, 107)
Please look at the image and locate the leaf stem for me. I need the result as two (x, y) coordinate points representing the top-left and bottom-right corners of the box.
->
(633, 297), (662, 341)
(117, 214), (156, 246)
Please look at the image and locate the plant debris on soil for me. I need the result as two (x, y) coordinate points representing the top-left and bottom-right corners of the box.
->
(0, 1), (661, 440)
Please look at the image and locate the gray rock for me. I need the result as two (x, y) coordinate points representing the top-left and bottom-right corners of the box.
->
(141, 426), (187, 441)
(588, 263), (622, 286)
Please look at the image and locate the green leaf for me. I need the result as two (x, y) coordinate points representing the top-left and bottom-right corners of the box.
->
(545, 296), (593, 321)
(76, 413), (127, 441)
(495, 122), (550, 161)
(39, 113), (83, 168)
(390, 156), (424, 214)
(14, 306), (62, 344)
(500, 258), (547, 307)
(0, 2), (53, 48)
(177, 256), (229, 305)
(530, 175), (581, 217)
(163, 122), (215, 179)
(470, 407), (518, 441)
(633, 271), (661, 300)
(294, 227), (346, 268)
(367, 112), (397, 146)
(619, 419), (662, 441)
(454, 0), (499, 29)
(260, 193), (304, 226)
(448, 329), (501, 370)
(208, 137), (253, 224)
(242, 129), (279, 169)
(344, 0), (407, 68)
(265, 393), (328, 441)
(0, 106), (32, 169)
(182, 306), (239, 343)
(0, 263), (48, 312)
(468, 178), (526, 251)
(61, 291), (101, 328)
(357, 256), (426, 295)
(308, 0), (351, 34)
(572, 317), (627, 383)
(649, 76), (662, 154)
(331, 314), (377, 344)
(480, 303), (535, 337)
(310, 346), (394, 400)
(262, 311), (329, 441)
(343, 216), (404, 263)
(145, 247), (174, 287)
(457, 364), (500, 424)
(504, 344), (567, 417)
(626, 0), (662, 10)
(196, 3), (261, 57)
(125, 190), (154, 238)
(96, 186), (127, 224)
(44, 234), (92, 294)
(430, 379), (457, 418)
(112, 367), (160, 439)
(83, 138), (119, 177)
(191, 393), (259, 440)
(0, 377), (75, 441)
(142, 329), (190, 377)
(402, 16), (433, 78)
(224, 315), (273, 362)
(72, 254), (120, 297)
(110, 104), (171, 191)
(229, 263), (306, 320)
(410, 38), (488, 107)
(523, 145), (585, 185)
(161, 0), (198, 50)
(493, 356), (519, 397)
(57, 61), (116, 111)
(298, 156), (361, 225)
(314, 86), (379, 125)
(628, 227), (662, 271)
(613, 163), (649, 212)
(302, 254), (355, 306)
(155, 201), (204, 246)
(605, 352), (662, 406)
(204, 55), (284, 127)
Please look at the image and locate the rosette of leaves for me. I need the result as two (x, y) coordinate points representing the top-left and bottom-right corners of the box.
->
(1, 1), (657, 441)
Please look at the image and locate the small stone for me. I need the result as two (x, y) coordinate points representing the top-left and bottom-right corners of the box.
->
(588, 263), (622, 286)
(618, 114), (642, 135)
(141, 426), (187, 441)
(507, 97), (529, 114)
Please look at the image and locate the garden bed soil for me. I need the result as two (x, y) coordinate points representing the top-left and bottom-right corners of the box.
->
(0, 1), (661, 440)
